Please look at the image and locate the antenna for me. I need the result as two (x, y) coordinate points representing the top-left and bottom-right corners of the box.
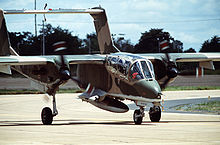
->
(38, 3), (47, 55)
(43, 3), (47, 21)
(34, 0), (37, 36)
(42, 3), (47, 55)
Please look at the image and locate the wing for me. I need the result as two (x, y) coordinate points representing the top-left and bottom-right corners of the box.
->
(0, 55), (53, 65)
(0, 54), (105, 65)
(0, 55), (105, 74)
(140, 53), (220, 69)
(168, 53), (220, 62)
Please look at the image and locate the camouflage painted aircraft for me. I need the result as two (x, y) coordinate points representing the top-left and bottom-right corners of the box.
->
(0, 7), (220, 125)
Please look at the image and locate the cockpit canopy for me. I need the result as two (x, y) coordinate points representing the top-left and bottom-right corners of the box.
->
(106, 55), (155, 82)
(129, 60), (155, 81)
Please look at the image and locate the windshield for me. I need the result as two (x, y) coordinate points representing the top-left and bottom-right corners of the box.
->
(129, 62), (144, 81)
(129, 60), (154, 81)
(141, 61), (153, 79)
(147, 61), (155, 77)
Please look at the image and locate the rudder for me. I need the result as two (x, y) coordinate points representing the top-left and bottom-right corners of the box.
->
(90, 7), (119, 54)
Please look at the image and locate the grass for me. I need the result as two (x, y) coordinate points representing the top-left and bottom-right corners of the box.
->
(175, 101), (220, 114)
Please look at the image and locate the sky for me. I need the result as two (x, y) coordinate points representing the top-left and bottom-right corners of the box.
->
(0, 0), (219, 52)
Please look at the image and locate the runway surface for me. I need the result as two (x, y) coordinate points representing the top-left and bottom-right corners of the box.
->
(1, 75), (220, 90)
(0, 90), (220, 144)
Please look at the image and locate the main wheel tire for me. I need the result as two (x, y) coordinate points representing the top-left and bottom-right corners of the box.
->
(41, 107), (53, 125)
(133, 109), (143, 125)
(149, 106), (161, 122)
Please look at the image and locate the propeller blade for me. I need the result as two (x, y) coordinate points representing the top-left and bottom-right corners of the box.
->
(165, 53), (170, 62)
(60, 55), (65, 66)
(161, 77), (171, 89)
(70, 76), (86, 88)
(56, 55), (84, 89)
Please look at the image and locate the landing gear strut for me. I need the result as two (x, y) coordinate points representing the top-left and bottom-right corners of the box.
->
(133, 107), (145, 125)
(149, 106), (161, 122)
(41, 94), (58, 125)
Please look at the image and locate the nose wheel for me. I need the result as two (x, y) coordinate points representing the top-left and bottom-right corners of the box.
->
(149, 106), (161, 122)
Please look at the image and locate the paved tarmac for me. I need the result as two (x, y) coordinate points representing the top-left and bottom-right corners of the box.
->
(0, 90), (220, 145)
(0, 75), (220, 90)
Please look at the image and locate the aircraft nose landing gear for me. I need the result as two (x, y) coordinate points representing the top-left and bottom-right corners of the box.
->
(133, 107), (145, 125)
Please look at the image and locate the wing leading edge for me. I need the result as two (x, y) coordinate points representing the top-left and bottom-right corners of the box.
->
(140, 53), (220, 62)
(0, 55), (105, 66)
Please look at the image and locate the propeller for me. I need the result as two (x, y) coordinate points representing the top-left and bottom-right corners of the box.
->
(161, 53), (178, 89)
(52, 41), (82, 85)
(58, 55), (71, 81)
(57, 55), (82, 86)
(160, 52), (198, 89)
(42, 42), (83, 102)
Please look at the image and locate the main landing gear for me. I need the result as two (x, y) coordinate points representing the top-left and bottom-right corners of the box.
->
(133, 104), (161, 125)
(41, 95), (58, 125)
(149, 106), (161, 122)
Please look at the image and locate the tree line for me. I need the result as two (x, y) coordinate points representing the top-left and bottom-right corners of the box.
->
(8, 24), (219, 56)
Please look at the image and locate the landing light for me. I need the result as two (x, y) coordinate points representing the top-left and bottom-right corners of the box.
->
(162, 106), (164, 112)
(157, 95), (161, 99)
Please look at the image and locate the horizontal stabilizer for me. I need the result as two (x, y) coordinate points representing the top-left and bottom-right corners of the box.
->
(4, 8), (104, 15)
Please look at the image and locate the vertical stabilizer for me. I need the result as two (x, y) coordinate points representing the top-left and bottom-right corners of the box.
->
(0, 9), (11, 56)
(90, 8), (119, 54)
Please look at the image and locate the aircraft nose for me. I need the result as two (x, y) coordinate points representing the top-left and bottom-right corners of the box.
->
(134, 79), (161, 99)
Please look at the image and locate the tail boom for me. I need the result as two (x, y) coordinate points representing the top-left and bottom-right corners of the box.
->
(3, 7), (119, 54)
(0, 9), (10, 56)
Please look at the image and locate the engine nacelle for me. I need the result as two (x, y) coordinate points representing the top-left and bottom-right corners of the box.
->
(89, 97), (129, 113)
